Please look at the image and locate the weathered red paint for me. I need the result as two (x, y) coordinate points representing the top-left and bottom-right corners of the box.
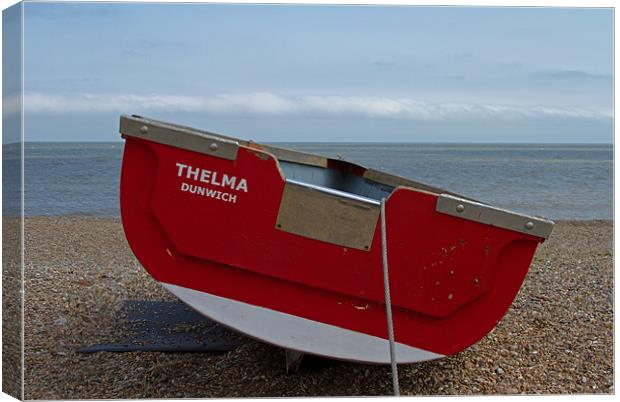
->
(120, 136), (544, 356)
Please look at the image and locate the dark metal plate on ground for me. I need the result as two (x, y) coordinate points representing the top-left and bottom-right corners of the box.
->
(77, 300), (248, 353)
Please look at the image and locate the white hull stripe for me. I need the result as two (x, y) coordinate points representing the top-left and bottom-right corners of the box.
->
(163, 283), (444, 364)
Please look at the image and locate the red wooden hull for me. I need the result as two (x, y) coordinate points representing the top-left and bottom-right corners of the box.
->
(119, 115), (553, 363)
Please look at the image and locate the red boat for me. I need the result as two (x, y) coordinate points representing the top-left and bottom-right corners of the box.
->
(119, 115), (554, 364)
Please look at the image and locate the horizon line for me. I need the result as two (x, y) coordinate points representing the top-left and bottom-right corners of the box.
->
(4, 140), (614, 146)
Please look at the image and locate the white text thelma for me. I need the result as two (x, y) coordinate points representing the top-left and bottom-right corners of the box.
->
(176, 162), (248, 204)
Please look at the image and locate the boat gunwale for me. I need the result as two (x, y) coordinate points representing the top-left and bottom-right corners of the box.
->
(119, 114), (555, 239)
(119, 115), (462, 195)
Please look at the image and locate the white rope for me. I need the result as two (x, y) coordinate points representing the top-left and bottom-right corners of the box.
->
(380, 198), (400, 396)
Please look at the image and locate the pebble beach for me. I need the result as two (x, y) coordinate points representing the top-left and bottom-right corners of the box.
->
(16, 217), (613, 398)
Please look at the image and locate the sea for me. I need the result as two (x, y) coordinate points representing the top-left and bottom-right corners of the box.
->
(3, 142), (613, 220)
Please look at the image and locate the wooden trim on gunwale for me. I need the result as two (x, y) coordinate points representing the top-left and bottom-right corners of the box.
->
(120, 114), (455, 196)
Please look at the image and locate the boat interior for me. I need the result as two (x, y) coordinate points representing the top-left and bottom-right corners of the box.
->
(277, 159), (392, 204)
(246, 141), (456, 205)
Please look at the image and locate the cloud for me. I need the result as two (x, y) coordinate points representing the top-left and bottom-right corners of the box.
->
(529, 70), (612, 81)
(3, 93), (21, 116)
(19, 91), (612, 121)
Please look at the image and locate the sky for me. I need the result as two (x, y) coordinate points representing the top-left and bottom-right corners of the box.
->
(3, 2), (615, 142)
